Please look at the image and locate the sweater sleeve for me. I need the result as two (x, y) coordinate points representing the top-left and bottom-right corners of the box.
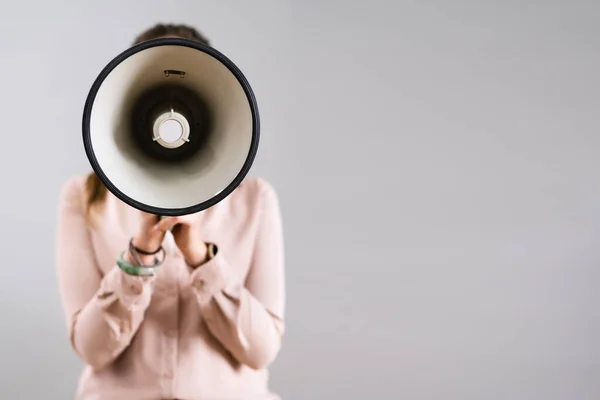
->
(190, 179), (286, 370)
(55, 176), (155, 370)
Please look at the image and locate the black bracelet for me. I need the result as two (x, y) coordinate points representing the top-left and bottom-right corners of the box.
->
(130, 238), (162, 255)
(128, 239), (166, 268)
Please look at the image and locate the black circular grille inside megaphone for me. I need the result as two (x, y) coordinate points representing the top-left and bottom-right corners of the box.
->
(130, 83), (212, 163)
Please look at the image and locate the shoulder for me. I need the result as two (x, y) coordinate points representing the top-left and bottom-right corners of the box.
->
(221, 176), (281, 219)
(57, 174), (88, 211)
(236, 176), (280, 206)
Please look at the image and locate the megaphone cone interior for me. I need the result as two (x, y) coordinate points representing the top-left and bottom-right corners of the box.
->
(82, 38), (259, 216)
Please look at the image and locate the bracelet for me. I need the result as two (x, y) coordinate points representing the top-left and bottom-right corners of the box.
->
(207, 242), (218, 259)
(130, 238), (162, 255)
(117, 252), (158, 277)
(128, 239), (166, 268)
(187, 242), (219, 269)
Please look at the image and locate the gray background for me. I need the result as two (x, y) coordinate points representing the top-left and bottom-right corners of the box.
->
(0, 0), (599, 399)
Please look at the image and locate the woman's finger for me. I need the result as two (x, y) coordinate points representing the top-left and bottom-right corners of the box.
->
(153, 216), (180, 231)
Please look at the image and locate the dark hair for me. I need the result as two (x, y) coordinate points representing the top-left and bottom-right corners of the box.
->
(133, 23), (210, 45)
(84, 23), (210, 221)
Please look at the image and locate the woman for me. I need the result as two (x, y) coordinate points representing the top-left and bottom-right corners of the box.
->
(56, 23), (286, 400)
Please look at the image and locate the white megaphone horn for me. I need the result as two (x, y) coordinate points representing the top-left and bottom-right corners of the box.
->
(82, 37), (260, 216)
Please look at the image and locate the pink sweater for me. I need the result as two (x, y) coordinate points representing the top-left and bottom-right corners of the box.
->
(55, 174), (286, 400)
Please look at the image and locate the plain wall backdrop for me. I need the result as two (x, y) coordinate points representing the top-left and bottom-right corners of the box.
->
(0, 0), (599, 398)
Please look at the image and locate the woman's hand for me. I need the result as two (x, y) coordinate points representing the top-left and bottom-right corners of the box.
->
(153, 216), (208, 267)
(128, 212), (166, 265)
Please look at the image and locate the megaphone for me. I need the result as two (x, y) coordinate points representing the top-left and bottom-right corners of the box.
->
(82, 37), (260, 216)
